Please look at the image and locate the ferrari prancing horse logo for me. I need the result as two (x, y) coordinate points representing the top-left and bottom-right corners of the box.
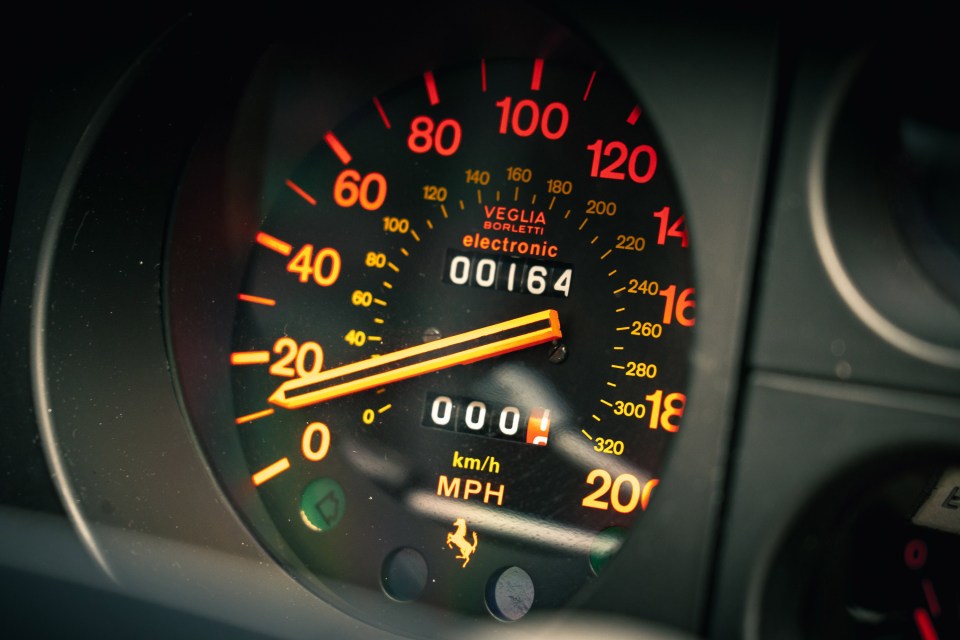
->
(446, 517), (478, 568)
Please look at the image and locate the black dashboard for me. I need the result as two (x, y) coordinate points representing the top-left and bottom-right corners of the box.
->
(2, 5), (959, 639)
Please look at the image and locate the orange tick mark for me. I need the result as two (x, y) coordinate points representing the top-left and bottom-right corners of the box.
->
(252, 458), (290, 486)
(324, 131), (352, 165)
(583, 70), (596, 101)
(922, 579), (941, 617)
(256, 232), (292, 256)
(373, 97), (391, 129)
(237, 293), (276, 306)
(424, 71), (439, 106)
(285, 179), (316, 205)
(531, 58), (544, 91)
(913, 608), (938, 640)
(230, 351), (271, 365)
(235, 408), (275, 425)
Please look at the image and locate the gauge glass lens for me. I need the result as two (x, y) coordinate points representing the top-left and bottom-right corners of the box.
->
(220, 56), (695, 621)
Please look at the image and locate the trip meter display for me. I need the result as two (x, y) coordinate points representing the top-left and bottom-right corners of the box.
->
(198, 55), (695, 625)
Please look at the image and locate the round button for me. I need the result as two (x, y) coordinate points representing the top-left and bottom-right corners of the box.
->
(486, 566), (535, 622)
(381, 548), (429, 602)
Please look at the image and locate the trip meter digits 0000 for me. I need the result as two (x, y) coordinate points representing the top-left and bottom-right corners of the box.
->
(222, 57), (695, 622)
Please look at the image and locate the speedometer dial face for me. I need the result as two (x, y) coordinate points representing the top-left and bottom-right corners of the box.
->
(224, 57), (695, 623)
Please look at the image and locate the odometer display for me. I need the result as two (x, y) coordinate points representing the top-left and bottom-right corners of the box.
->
(222, 56), (695, 624)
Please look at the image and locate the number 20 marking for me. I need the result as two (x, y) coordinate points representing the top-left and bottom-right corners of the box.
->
(270, 338), (323, 378)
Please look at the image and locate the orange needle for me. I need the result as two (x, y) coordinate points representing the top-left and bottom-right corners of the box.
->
(269, 309), (561, 410)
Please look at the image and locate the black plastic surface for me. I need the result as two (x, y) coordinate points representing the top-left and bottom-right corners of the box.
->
(750, 44), (960, 392)
(711, 373), (960, 639)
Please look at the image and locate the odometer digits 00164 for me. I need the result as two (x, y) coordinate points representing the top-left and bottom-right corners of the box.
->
(221, 57), (694, 624)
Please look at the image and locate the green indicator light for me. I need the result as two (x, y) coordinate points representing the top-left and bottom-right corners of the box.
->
(589, 526), (626, 575)
(300, 477), (346, 532)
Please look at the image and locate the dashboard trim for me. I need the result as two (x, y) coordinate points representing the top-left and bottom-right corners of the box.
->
(809, 55), (960, 369)
(28, 41), (151, 585)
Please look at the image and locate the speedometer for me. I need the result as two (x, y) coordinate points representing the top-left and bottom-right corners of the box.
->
(177, 50), (695, 629)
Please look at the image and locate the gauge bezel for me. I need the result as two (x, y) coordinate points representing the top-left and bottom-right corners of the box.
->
(204, 46), (695, 622)
(31, 5), (776, 636)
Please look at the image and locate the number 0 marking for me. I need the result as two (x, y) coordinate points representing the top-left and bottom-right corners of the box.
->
(301, 422), (331, 462)
(641, 478), (658, 511)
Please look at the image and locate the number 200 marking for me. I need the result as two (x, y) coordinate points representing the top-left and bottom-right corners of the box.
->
(581, 469), (641, 513)
(582, 471), (658, 513)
